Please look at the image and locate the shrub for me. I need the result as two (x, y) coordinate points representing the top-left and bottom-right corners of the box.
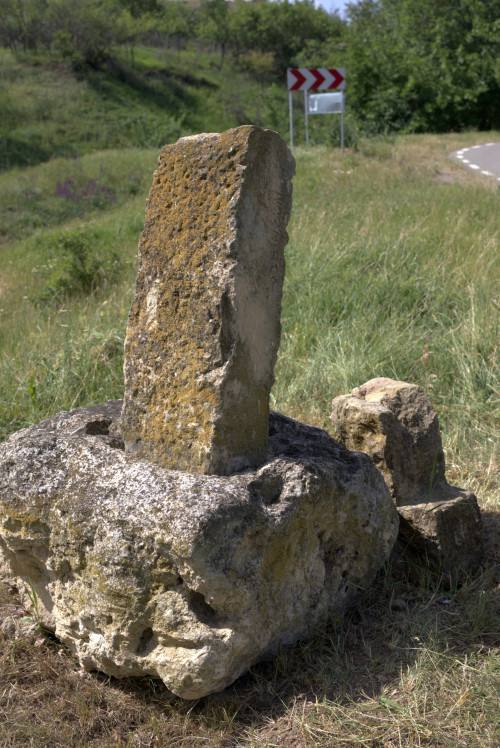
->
(33, 227), (123, 303)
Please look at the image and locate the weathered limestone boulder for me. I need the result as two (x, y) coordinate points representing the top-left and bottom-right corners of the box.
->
(331, 378), (483, 584)
(0, 401), (399, 699)
(121, 126), (295, 476)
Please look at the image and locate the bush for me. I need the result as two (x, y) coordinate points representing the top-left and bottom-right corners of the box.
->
(33, 227), (123, 303)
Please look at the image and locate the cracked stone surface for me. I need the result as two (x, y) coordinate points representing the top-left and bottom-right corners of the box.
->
(121, 126), (295, 476)
(0, 401), (399, 698)
(331, 378), (483, 585)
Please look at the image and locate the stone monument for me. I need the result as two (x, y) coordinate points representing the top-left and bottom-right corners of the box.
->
(0, 127), (399, 699)
(122, 127), (293, 475)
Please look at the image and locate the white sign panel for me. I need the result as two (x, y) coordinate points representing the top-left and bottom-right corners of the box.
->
(308, 93), (344, 115)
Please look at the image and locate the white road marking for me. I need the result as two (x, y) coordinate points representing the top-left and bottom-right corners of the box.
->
(451, 143), (500, 180)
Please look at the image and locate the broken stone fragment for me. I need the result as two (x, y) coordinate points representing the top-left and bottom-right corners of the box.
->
(331, 378), (483, 585)
(121, 126), (295, 476)
(0, 402), (399, 699)
(397, 490), (482, 582)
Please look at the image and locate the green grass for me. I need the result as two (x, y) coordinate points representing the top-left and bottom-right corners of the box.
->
(275, 136), (499, 508)
(0, 44), (350, 174)
(0, 148), (158, 242)
(0, 132), (498, 489)
(0, 45), (295, 173)
(0, 47), (191, 169)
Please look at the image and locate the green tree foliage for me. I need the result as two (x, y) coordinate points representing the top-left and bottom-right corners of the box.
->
(0, 0), (201, 70)
(0, 0), (48, 52)
(154, 1), (199, 53)
(225, 0), (345, 76)
(199, 0), (231, 67)
(117, 0), (160, 17)
(346, 0), (500, 132)
(2, 0), (499, 135)
(48, 0), (119, 69)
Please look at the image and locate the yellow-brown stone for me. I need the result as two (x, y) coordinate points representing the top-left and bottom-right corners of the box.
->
(121, 126), (295, 474)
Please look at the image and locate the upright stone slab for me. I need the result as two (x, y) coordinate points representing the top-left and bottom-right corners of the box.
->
(121, 126), (295, 475)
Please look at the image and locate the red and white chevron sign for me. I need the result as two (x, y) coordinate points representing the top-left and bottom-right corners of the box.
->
(287, 68), (345, 91)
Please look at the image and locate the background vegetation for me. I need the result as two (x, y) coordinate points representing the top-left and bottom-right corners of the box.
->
(0, 1), (499, 745)
(1, 0), (500, 173)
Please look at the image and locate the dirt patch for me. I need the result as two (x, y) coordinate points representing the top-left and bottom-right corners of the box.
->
(434, 169), (467, 183)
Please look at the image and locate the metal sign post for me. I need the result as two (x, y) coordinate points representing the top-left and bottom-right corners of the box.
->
(341, 91), (345, 152)
(307, 91), (346, 153)
(305, 91), (309, 146)
(287, 68), (346, 149)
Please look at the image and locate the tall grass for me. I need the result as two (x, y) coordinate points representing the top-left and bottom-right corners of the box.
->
(0, 149), (157, 242)
(275, 137), (499, 509)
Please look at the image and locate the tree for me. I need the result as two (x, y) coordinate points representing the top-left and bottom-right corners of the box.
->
(46, 0), (120, 70)
(227, 0), (345, 76)
(345, 0), (500, 132)
(117, 0), (159, 17)
(0, 0), (48, 52)
(199, 0), (231, 67)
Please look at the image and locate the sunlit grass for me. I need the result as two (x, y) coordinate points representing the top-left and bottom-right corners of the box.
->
(274, 138), (499, 512)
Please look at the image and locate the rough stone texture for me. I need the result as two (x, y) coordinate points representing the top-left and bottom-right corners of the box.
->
(397, 491), (483, 583)
(331, 378), (483, 585)
(121, 126), (295, 476)
(0, 402), (398, 699)
(331, 377), (446, 506)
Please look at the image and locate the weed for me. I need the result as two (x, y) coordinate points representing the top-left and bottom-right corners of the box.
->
(24, 577), (42, 634)
(32, 227), (123, 303)
(55, 176), (116, 207)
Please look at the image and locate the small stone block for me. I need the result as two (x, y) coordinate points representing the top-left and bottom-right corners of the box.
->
(331, 378), (446, 505)
(331, 378), (484, 584)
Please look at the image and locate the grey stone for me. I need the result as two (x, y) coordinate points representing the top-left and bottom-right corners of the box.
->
(331, 378), (483, 585)
(0, 402), (399, 699)
(397, 489), (483, 585)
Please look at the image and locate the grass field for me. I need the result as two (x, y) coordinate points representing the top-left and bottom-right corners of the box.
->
(0, 129), (499, 745)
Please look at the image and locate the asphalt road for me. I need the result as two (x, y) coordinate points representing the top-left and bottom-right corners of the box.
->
(451, 142), (500, 181)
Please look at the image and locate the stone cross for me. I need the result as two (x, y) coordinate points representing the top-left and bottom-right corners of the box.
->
(121, 126), (295, 475)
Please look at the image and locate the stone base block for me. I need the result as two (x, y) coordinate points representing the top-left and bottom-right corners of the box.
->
(0, 402), (398, 699)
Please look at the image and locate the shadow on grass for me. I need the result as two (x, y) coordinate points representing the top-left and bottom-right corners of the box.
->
(84, 59), (199, 113)
(0, 134), (55, 171)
